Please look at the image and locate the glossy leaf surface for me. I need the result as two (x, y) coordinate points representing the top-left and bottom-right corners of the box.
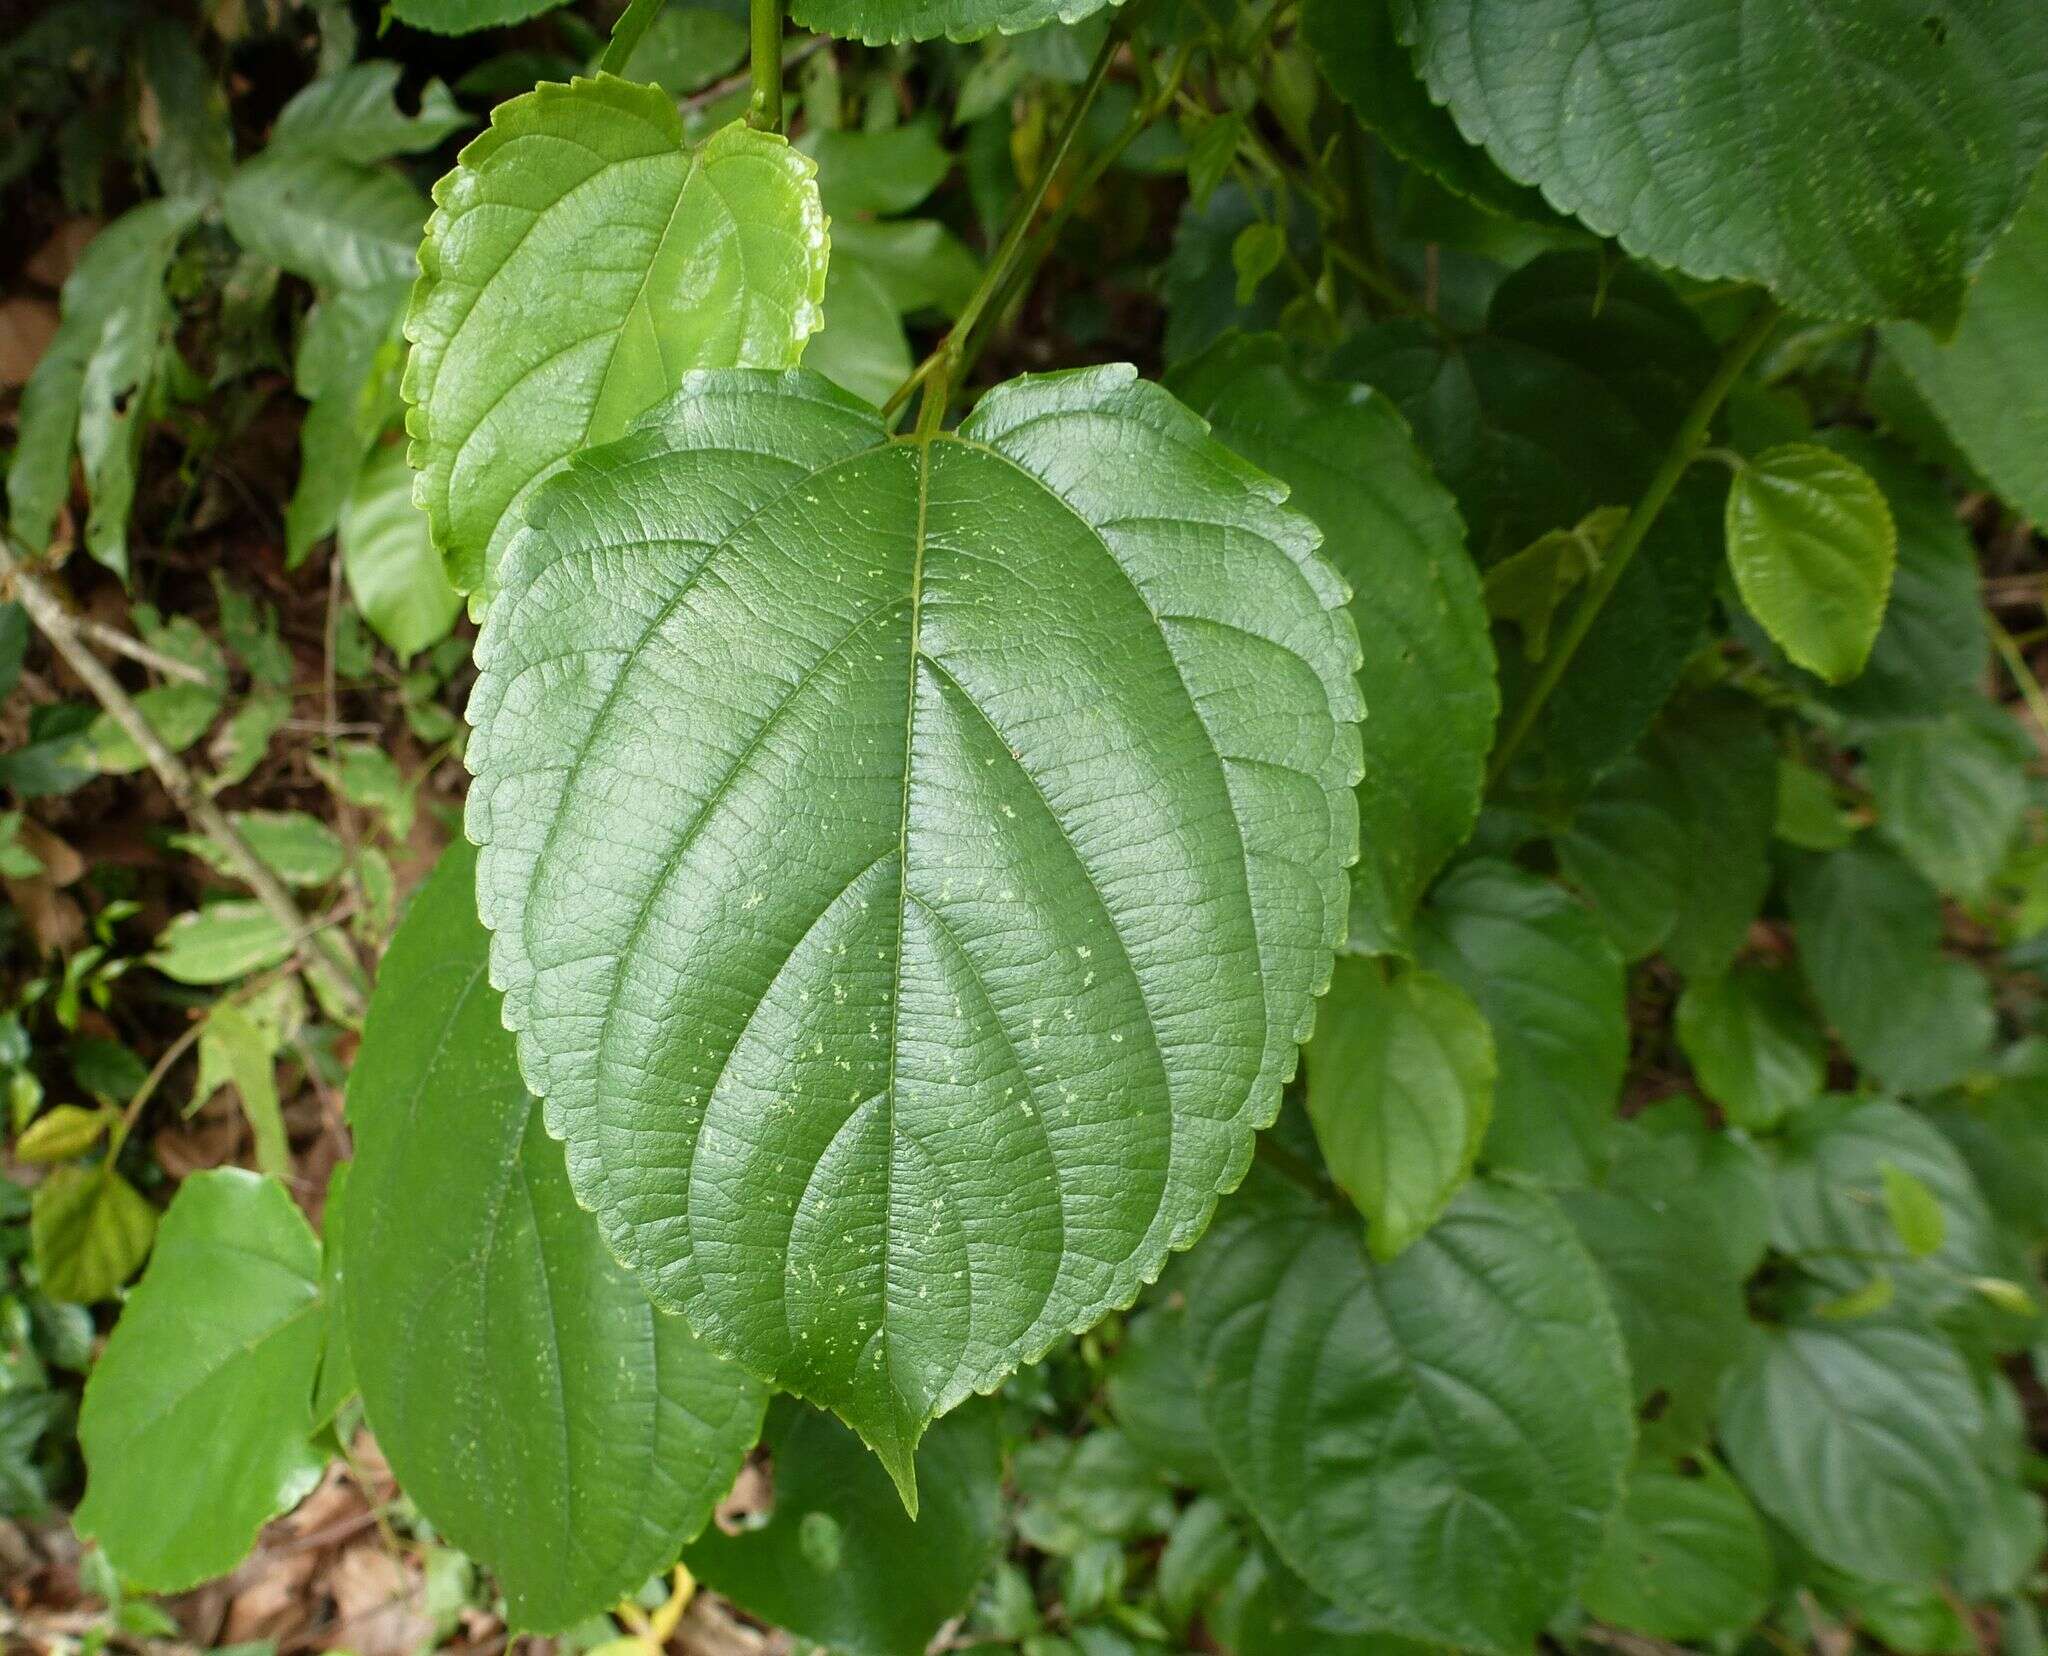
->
(466, 365), (1361, 1499)
(1186, 1175), (1631, 1653)
(347, 844), (766, 1632)
(1397, 0), (2048, 325)
(788, 0), (1122, 44)
(404, 86), (828, 596)
(75, 1171), (325, 1590)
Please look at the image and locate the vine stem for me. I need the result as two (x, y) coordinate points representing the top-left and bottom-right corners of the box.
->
(0, 536), (369, 1018)
(1485, 297), (1780, 790)
(749, 0), (785, 134)
(599, 0), (668, 75)
(879, 11), (1137, 423)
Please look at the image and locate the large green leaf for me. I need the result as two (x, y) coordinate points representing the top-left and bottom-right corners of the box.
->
(403, 83), (829, 598)
(1581, 1456), (1772, 1640)
(1717, 1319), (1993, 1583)
(347, 843), (766, 1633)
(74, 1170), (326, 1590)
(1787, 843), (1994, 1094)
(687, 1399), (1003, 1655)
(788, 0), (1122, 44)
(1305, 960), (1492, 1259)
(1170, 335), (1495, 955)
(1725, 444), (1896, 685)
(1882, 167), (2048, 523)
(1414, 859), (1625, 1182)
(1395, 0), (2048, 326)
(5, 199), (201, 575)
(1186, 1175), (1632, 1653)
(466, 365), (1361, 1501)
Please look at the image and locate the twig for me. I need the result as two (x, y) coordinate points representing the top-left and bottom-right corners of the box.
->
(73, 615), (214, 686)
(0, 537), (369, 1018)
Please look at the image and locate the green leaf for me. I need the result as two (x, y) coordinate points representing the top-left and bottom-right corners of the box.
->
(1787, 844), (1994, 1094)
(347, 843), (766, 1633)
(136, 20), (234, 201)
(150, 902), (293, 986)
(311, 1163), (353, 1426)
(800, 117), (952, 217)
(269, 61), (470, 165)
(1553, 753), (1688, 958)
(1415, 859), (1625, 1182)
(466, 365), (1361, 1500)
(338, 444), (462, 660)
(806, 258), (913, 409)
(5, 199), (201, 573)
(1581, 1456), (1772, 1640)
(1648, 693), (1779, 979)
(86, 683), (222, 774)
(1186, 1175), (1632, 1653)
(223, 148), (426, 290)
(1725, 443), (1896, 685)
(386, 0), (562, 32)
(786, 0), (1123, 44)
(15, 1104), (111, 1164)
(1882, 167), (2048, 524)
(1395, 0), (2048, 326)
(1305, 961), (1492, 1259)
(1302, 0), (1551, 224)
(30, 1165), (157, 1303)
(284, 281), (409, 567)
(1484, 507), (1623, 662)
(74, 1170), (325, 1591)
(200, 1003), (290, 1180)
(615, 6), (749, 96)
(310, 742), (414, 838)
(1717, 1319), (1992, 1583)
(688, 1399), (1003, 1656)
(1104, 1301), (1227, 1491)
(1675, 966), (1826, 1131)
(174, 810), (346, 889)
(404, 89), (829, 598)
(1770, 1098), (1998, 1312)
(1865, 699), (2032, 902)
(1169, 335), (1496, 955)
(1774, 757), (1854, 851)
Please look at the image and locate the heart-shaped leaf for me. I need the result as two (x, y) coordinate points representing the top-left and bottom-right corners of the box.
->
(403, 82), (828, 597)
(467, 365), (1361, 1501)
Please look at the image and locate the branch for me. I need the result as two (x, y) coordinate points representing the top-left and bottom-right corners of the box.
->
(1485, 297), (1780, 789)
(1, 538), (370, 1019)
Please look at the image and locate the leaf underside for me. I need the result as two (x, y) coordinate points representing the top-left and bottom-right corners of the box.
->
(467, 365), (1361, 1500)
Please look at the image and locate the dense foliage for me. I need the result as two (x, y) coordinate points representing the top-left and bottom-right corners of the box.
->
(5, 0), (2048, 1651)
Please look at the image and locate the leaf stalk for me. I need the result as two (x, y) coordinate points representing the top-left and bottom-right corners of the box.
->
(749, 0), (786, 134)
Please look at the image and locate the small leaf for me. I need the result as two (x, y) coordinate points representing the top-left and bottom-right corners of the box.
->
(74, 1170), (326, 1590)
(1483, 507), (1623, 661)
(1817, 1272), (1895, 1320)
(386, 0), (561, 31)
(284, 282), (408, 567)
(1582, 1457), (1772, 1641)
(1305, 961), (1492, 1258)
(1186, 1174), (1632, 1653)
(1231, 222), (1284, 306)
(150, 902), (293, 986)
(1774, 757), (1854, 851)
(338, 444), (462, 660)
(1675, 966), (1825, 1131)
(87, 684), (222, 775)
(268, 61), (471, 165)
(404, 89), (829, 597)
(30, 1165), (157, 1303)
(465, 366), (1361, 1498)
(1865, 700), (2032, 902)
(173, 811), (347, 888)
(786, 0), (1123, 44)
(347, 844), (766, 1633)
(200, 1004), (289, 1180)
(800, 117), (952, 217)
(1726, 443), (1896, 684)
(14, 1104), (111, 1164)
(1880, 1161), (1947, 1259)
(686, 1400), (1004, 1656)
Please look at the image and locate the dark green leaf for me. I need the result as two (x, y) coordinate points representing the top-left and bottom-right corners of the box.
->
(1865, 699), (2032, 902)
(787, 0), (1123, 44)
(1675, 966), (1826, 1131)
(1581, 1456), (1772, 1640)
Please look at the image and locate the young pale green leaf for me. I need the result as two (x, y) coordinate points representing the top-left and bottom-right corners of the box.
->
(1305, 961), (1492, 1259)
(347, 843), (766, 1634)
(6, 199), (201, 574)
(174, 809), (347, 889)
(15, 1104), (111, 1163)
(687, 1400), (1003, 1656)
(1396, 0), (2048, 326)
(1675, 966), (1826, 1132)
(1725, 444), (1896, 685)
(30, 1166), (157, 1303)
(338, 444), (462, 660)
(1301, 0), (1550, 224)
(403, 84), (828, 598)
(1185, 1175), (1632, 1653)
(74, 1170), (326, 1590)
(149, 901), (293, 986)
(1582, 1457), (1772, 1640)
(1770, 1099), (1997, 1314)
(788, 0), (1121, 44)
(1865, 700), (2032, 902)
(1787, 845), (1994, 1094)
(1415, 859), (1626, 1182)
(1718, 1320), (1992, 1583)
(1169, 335), (1496, 956)
(1882, 167), (2048, 524)
(467, 365), (1361, 1503)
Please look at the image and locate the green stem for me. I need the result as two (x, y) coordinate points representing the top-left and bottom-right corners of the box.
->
(1485, 297), (1779, 790)
(599, 0), (667, 75)
(880, 13), (1133, 423)
(749, 0), (785, 133)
